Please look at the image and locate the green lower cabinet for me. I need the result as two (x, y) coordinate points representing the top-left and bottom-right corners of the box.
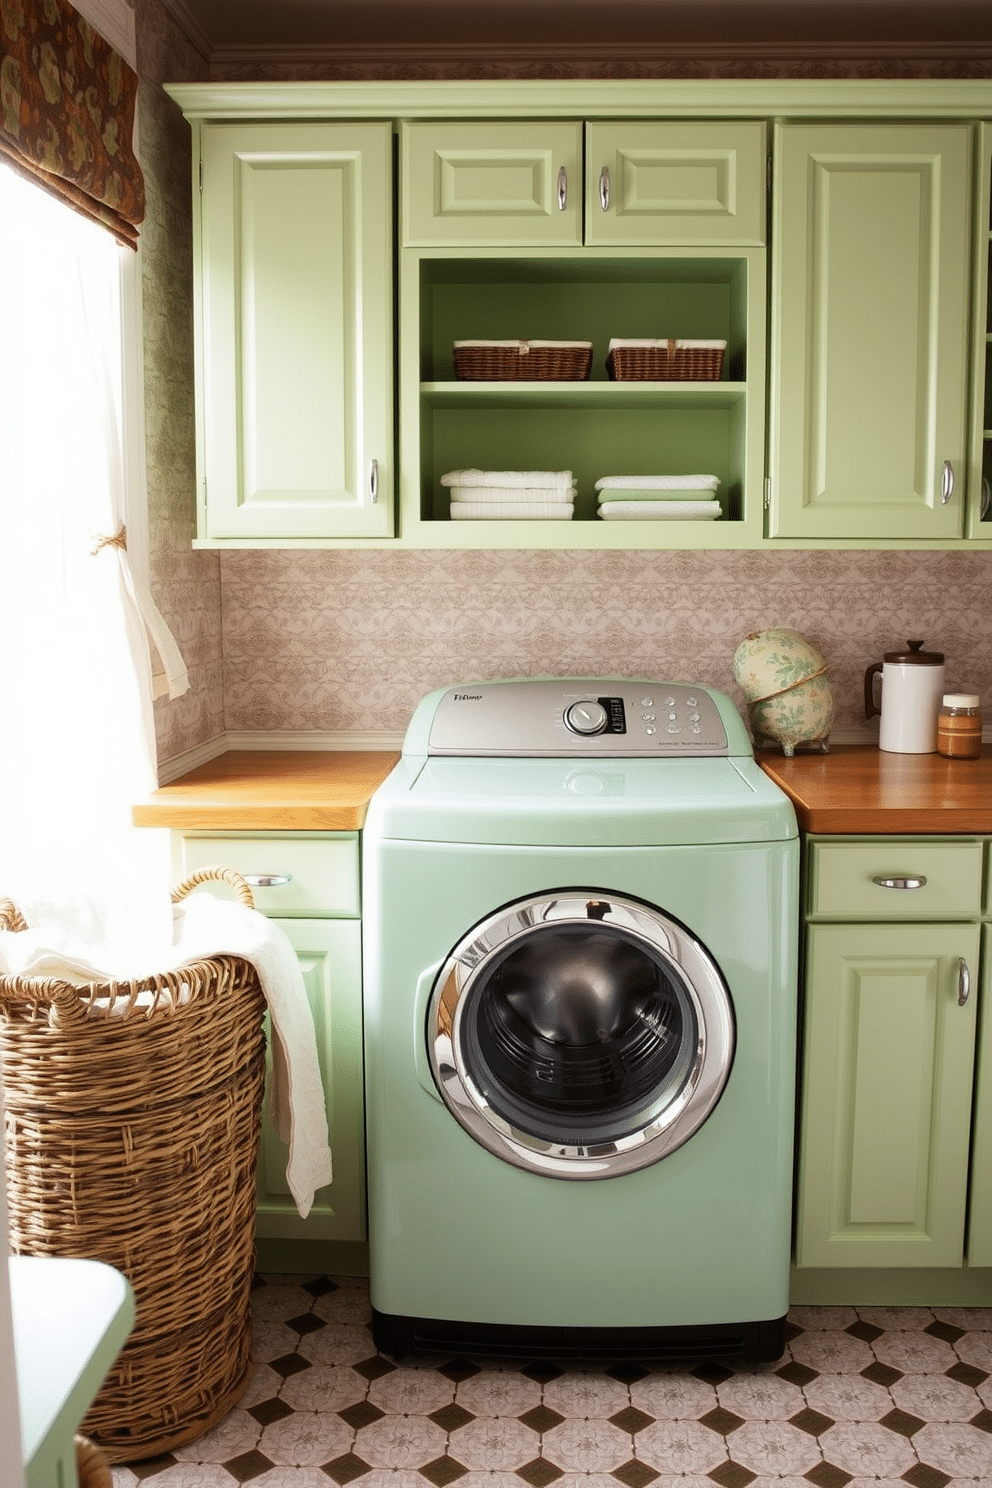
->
(796, 920), (981, 1269)
(967, 925), (992, 1265)
(255, 918), (366, 1244)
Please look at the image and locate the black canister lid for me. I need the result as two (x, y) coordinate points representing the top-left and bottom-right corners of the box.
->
(883, 639), (945, 665)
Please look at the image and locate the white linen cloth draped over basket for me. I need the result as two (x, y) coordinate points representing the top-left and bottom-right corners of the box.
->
(0, 884), (332, 1217)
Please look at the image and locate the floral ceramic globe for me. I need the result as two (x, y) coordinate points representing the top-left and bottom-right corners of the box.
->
(732, 627), (833, 756)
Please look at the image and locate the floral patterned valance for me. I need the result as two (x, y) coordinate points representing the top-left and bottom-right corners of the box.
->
(1, 0), (144, 247)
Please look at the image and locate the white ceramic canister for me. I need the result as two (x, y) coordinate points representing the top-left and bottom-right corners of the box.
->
(864, 640), (945, 754)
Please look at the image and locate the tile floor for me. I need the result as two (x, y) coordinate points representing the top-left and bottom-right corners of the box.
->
(111, 1274), (992, 1488)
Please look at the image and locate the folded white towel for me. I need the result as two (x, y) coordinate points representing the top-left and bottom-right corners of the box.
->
(450, 501), (574, 520)
(598, 500), (721, 521)
(441, 469), (575, 491)
(595, 474), (720, 491)
(448, 484), (577, 504)
(0, 885), (332, 1219)
(595, 489), (714, 503)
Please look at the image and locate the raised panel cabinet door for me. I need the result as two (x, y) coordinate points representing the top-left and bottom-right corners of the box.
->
(769, 123), (973, 540)
(966, 925), (992, 1265)
(198, 121), (393, 539)
(585, 121), (766, 246)
(401, 121), (582, 245)
(255, 919), (366, 1242)
(796, 921), (980, 1268)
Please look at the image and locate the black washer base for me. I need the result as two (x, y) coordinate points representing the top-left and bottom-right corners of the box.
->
(371, 1308), (787, 1367)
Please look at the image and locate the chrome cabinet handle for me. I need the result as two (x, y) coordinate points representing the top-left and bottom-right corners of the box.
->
(941, 460), (954, 504)
(958, 957), (971, 1007)
(557, 166), (567, 210)
(599, 165), (610, 212)
(871, 875), (928, 890)
(369, 458), (379, 504)
(243, 874), (292, 888)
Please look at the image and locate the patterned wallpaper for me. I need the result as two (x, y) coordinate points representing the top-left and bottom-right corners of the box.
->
(218, 547), (992, 742)
(136, 2), (992, 763)
(135, 0), (222, 766)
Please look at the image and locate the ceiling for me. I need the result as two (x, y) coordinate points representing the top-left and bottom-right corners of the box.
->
(175, 0), (992, 54)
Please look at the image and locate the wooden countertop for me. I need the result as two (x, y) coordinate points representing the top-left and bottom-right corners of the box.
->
(758, 743), (992, 835)
(136, 742), (992, 837)
(133, 750), (400, 832)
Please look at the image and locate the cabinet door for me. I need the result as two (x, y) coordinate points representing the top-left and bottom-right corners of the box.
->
(585, 121), (766, 246)
(402, 121), (582, 245)
(967, 925), (992, 1264)
(769, 124), (973, 540)
(796, 921), (980, 1268)
(198, 121), (393, 540)
(255, 919), (366, 1243)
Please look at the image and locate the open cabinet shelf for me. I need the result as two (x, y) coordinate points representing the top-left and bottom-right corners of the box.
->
(398, 248), (766, 547)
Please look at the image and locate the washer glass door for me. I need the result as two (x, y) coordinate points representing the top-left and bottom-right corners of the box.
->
(427, 892), (735, 1179)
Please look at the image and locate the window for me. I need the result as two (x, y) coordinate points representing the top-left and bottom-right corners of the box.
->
(0, 164), (180, 890)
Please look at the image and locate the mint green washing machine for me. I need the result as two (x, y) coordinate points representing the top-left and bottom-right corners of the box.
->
(362, 679), (799, 1363)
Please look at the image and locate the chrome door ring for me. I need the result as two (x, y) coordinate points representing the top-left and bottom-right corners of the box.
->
(426, 891), (735, 1179)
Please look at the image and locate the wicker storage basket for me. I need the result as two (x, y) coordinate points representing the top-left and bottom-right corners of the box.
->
(453, 339), (593, 380)
(606, 338), (726, 381)
(0, 867), (267, 1463)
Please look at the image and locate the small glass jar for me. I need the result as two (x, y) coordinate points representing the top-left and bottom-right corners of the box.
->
(936, 694), (983, 759)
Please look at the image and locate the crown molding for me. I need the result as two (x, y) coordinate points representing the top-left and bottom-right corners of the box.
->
(157, 0), (212, 62)
(166, 76), (992, 123)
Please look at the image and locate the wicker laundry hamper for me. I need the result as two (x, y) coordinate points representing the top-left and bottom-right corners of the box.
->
(0, 867), (268, 1462)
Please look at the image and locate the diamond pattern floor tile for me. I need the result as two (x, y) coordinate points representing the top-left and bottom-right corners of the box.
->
(110, 1277), (992, 1488)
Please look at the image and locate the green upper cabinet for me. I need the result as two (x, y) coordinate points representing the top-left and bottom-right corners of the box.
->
(166, 81), (992, 551)
(195, 121), (394, 541)
(768, 123), (974, 541)
(402, 120), (765, 248)
(585, 121), (766, 246)
(403, 122), (583, 246)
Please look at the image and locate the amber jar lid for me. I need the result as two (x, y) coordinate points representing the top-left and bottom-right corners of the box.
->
(883, 639), (944, 665)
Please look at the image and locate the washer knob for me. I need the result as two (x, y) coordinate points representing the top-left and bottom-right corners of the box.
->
(564, 700), (609, 736)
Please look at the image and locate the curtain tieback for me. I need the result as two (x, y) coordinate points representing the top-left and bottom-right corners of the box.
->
(92, 525), (127, 555)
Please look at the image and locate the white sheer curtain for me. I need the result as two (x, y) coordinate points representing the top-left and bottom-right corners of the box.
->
(0, 165), (187, 895)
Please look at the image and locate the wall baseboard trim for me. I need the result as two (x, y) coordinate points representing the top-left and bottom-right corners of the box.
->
(156, 734), (228, 784)
(224, 729), (406, 753)
(156, 730), (405, 783)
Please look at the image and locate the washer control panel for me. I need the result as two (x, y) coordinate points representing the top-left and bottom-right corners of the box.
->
(426, 679), (734, 756)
